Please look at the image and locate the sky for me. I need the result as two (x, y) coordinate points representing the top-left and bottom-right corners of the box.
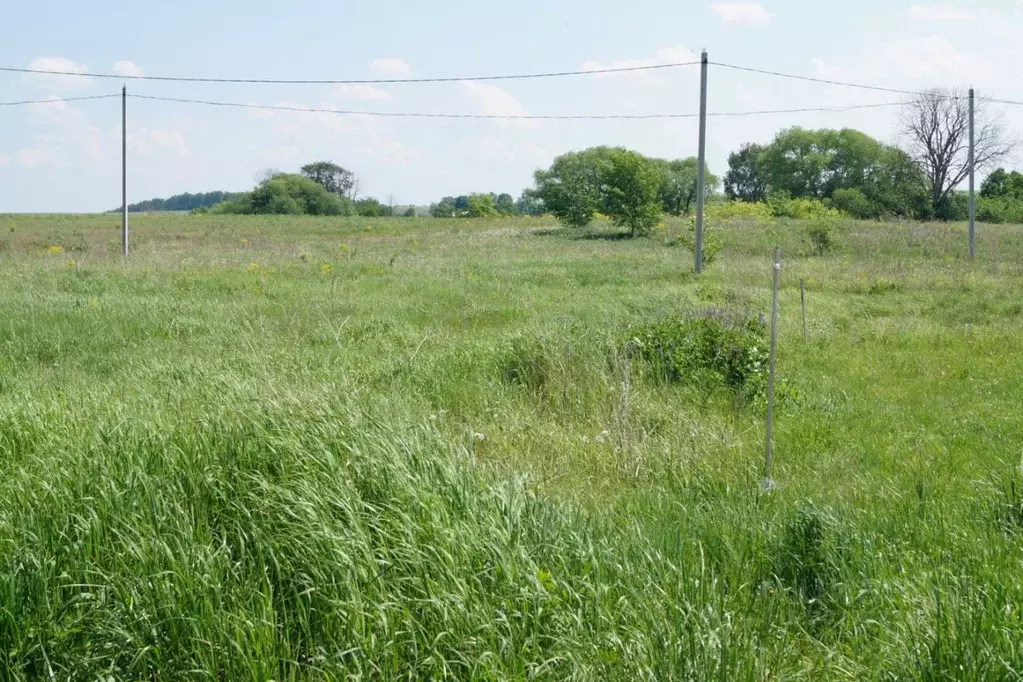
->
(2, 0), (1021, 212)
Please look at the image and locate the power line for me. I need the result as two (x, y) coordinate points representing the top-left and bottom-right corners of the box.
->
(711, 61), (925, 96)
(978, 96), (1023, 106)
(0, 61), (701, 85)
(129, 93), (905, 120)
(0, 93), (120, 107)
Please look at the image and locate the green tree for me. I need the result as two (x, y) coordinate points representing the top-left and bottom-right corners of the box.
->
(729, 128), (927, 218)
(240, 174), (352, 216)
(431, 198), (456, 218)
(724, 143), (768, 202)
(300, 161), (358, 199)
(355, 198), (392, 217)
(516, 190), (544, 216)
(404, 207), (417, 218)
(533, 147), (613, 228)
(600, 148), (662, 236)
(466, 193), (498, 217)
(981, 168), (1023, 200)
(495, 193), (518, 215)
(653, 157), (718, 215)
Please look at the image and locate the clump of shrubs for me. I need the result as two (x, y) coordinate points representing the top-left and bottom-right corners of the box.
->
(674, 217), (725, 266)
(806, 217), (838, 256)
(625, 308), (767, 406)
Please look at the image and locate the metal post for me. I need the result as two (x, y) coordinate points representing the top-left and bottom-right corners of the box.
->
(121, 85), (128, 257)
(800, 278), (807, 343)
(968, 87), (975, 260)
(764, 247), (781, 488)
(694, 50), (708, 274)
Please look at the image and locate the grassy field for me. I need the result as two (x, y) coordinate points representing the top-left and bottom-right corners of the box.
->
(2, 211), (1023, 679)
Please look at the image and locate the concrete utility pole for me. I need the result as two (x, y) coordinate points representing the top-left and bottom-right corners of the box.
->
(694, 50), (709, 273)
(122, 85), (128, 256)
(968, 87), (976, 260)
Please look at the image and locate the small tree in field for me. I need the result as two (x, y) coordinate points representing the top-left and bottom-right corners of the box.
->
(601, 149), (663, 236)
(466, 193), (498, 217)
(532, 148), (609, 228)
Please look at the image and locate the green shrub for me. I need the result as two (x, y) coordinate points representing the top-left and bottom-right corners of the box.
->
(769, 194), (844, 221)
(704, 200), (773, 222)
(806, 218), (838, 256)
(831, 188), (881, 220)
(977, 196), (1023, 225)
(625, 308), (768, 405)
(678, 217), (724, 266)
(935, 192), (969, 221)
(466, 193), (499, 218)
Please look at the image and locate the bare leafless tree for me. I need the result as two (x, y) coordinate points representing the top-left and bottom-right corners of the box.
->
(901, 89), (1014, 216)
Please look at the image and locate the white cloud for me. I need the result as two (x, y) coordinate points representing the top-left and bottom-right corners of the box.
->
(463, 137), (549, 163)
(874, 35), (979, 83)
(331, 84), (392, 101)
(112, 60), (145, 78)
(812, 57), (844, 79)
(16, 148), (49, 167)
(580, 45), (700, 80)
(129, 128), (190, 157)
(710, 2), (772, 24)
(369, 58), (412, 76)
(907, 4), (976, 21)
(0, 153), (11, 166)
(24, 57), (94, 90)
(461, 81), (530, 118)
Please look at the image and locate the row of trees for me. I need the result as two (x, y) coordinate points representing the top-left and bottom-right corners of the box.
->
(209, 162), (411, 217)
(723, 90), (1014, 221)
(429, 193), (537, 218)
(202, 90), (1016, 226)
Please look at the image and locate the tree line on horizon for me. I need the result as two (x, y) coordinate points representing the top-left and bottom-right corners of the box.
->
(134, 88), (1022, 227)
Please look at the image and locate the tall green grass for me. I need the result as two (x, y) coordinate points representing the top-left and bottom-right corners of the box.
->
(2, 213), (1023, 678)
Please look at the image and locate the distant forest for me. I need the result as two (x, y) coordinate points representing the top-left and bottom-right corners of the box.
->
(117, 192), (241, 213)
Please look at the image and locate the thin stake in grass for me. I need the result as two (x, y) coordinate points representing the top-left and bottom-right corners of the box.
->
(800, 278), (807, 343)
(764, 247), (781, 489)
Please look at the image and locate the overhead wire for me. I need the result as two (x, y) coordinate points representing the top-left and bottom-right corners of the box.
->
(710, 61), (931, 96)
(128, 93), (905, 120)
(0, 61), (701, 85)
(0, 93), (121, 107)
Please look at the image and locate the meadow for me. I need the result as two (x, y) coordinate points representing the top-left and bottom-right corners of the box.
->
(1, 212), (1023, 679)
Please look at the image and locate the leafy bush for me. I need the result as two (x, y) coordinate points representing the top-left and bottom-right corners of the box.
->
(676, 217), (724, 266)
(977, 196), (1023, 225)
(704, 200), (773, 222)
(625, 308), (767, 405)
(213, 174), (354, 216)
(466, 193), (499, 218)
(935, 192), (969, 221)
(806, 218), (838, 256)
(355, 198), (392, 217)
(769, 194), (844, 221)
(831, 188), (881, 220)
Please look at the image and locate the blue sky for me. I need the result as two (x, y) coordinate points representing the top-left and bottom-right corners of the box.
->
(1, 0), (1019, 212)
